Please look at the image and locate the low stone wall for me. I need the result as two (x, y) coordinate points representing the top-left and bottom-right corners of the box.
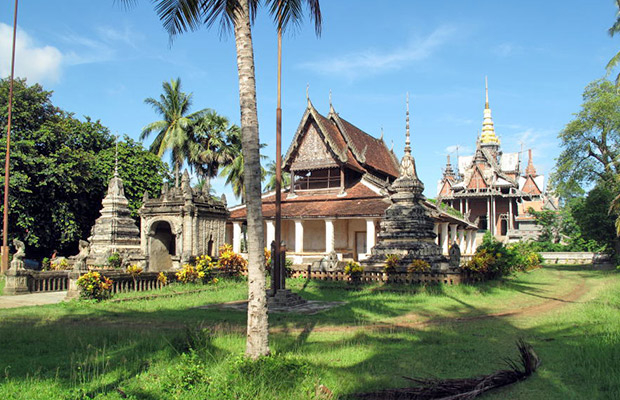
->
(291, 267), (464, 285)
(539, 252), (612, 265)
(3, 269), (69, 295)
(66, 270), (179, 299)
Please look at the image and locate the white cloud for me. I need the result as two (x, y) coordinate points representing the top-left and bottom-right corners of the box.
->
(60, 24), (145, 66)
(299, 26), (455, 78)
(0, 23), (63, 84)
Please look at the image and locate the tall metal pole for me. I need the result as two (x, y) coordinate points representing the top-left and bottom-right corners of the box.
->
(273, 5), (283, 293)
(2, 0), (19, 273)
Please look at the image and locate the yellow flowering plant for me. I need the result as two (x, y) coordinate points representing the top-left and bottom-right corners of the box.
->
(216, 245), (247, 276)
(407, 259), (431, 273)
(76, 271), (113, 301)
(384, 254), (400, 273)
(157, 272), (168, 286)
(176, 255), (215, 284)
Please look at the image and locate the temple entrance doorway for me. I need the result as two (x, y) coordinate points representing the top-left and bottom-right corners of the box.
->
(149, 221), (176, 271)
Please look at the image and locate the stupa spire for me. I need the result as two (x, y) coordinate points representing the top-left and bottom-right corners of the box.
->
(480, 77), (500, 146)
(114, 138), (119, 178)
(525, 149), (537, 176)
(405, 92), (411, 155)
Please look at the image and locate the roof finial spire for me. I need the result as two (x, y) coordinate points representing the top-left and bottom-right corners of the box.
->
(485, 76), (489, 109)
(114, 135), (119, 177)
(306, 83), (310, 105)
(405, 92), (411, 155)
(329, 89), (332, 107)
(380, 126), (384, 141)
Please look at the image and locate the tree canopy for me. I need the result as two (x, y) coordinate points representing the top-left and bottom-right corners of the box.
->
(0, 78), (169, 258)
(551, 79), (620, 199)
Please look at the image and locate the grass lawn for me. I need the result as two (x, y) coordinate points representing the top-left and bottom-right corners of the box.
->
(0, 265), (618, 399)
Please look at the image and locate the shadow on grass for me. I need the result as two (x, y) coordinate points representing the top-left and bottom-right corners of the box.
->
(0, 266), (616, 399)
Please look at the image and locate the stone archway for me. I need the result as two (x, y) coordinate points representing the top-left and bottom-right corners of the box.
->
(149, 220), (176, 271)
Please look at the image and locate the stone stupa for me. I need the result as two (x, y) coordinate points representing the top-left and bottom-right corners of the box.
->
(88, 147), (141, 265)
(362, 95), (447, 270)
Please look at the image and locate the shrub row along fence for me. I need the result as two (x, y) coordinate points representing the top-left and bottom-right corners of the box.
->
(290, 267), (464, 285)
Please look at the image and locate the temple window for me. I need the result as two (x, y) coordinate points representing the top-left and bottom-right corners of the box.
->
(293, 167), (341, 191)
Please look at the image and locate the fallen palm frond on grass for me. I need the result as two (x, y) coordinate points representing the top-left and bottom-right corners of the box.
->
(352, 339), (540, 400)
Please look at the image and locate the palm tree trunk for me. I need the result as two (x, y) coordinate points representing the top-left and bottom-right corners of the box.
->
(233, 0), (269, 359)
(174, 160), (180, 188)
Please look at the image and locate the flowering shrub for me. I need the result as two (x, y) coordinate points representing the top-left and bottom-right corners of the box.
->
(216, 245), (247, 276)
(157, 272), (168, 286)
(407, 259), (431, 273)
(126, 264), (143, 277)
(264, 248), (272, 270)
(176, 255), (214, 284)
(384, 254), (400, 273)
(50, 258), (71, 270)
(344, 260), (363, 276)
(76, 271), (113, 301)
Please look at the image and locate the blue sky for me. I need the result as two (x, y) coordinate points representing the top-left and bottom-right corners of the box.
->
(0, 1), (617, 204)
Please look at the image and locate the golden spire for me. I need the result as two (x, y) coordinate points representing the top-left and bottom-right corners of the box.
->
(480, 76), (500, 146)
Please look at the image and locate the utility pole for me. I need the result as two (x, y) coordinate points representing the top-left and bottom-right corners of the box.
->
(2, 0), (19, 273)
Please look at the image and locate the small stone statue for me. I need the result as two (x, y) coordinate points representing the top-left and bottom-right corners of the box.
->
(73, 239), (90, 271)
(449, 242), (461, 269)
(10, 239), (25, 270)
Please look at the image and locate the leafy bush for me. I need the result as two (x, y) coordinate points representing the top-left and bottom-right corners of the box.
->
(49, 258), (71, 270)
(126, 264), (143, 277)
(176, 255), (214, 284)
(463, 233), (543, 280)
(216, 245), (247, 276)
(41, 257), (50, 271)
(344, 260), (363, 275)
(76, 271), (113, 301)
(157, 272), (168, 286)
(384, 254), (400, 273)
(407, 259), (431, 273)
(107, 252), (122, 269)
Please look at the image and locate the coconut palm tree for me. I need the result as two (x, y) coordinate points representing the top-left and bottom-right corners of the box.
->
(263, 159), (290, 193)
(141, 78), (207, 187)
(188, 110), (238, 190)
(121, 0), (321, 359)
(219, 126), (267, 202)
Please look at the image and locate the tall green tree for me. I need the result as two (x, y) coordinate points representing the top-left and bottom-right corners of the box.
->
(0, 78), (168, 258)
(263, 159), (290, 193)
(123, 0), (322, 359)
(141, 78), (207, 187)
(551, 79), (620, 199)
(219, 126), (266, 202)
(188, 110), (239, 190)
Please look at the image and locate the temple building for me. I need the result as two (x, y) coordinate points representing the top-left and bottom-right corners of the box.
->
(227, 99), (477, 265)
(436, 80), (557, 243)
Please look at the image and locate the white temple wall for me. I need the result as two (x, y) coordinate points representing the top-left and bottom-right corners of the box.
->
(302, 220), (326, 252)
(334, 219), (349, 250)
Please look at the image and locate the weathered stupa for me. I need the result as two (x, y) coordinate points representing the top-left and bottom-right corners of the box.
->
(362, 96), (447, 270)
(88, 153), (141, 265)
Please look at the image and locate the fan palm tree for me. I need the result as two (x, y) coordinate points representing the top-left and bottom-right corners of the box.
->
(121, 0), (321, 359)
(141, 78), (207, 187)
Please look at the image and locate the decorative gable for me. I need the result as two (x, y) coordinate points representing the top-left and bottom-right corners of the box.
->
(290, 122), (339, 171)
(521, 175), (541, 195)
(439, 180), (452, 196)
(467, 166), (488, 190)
